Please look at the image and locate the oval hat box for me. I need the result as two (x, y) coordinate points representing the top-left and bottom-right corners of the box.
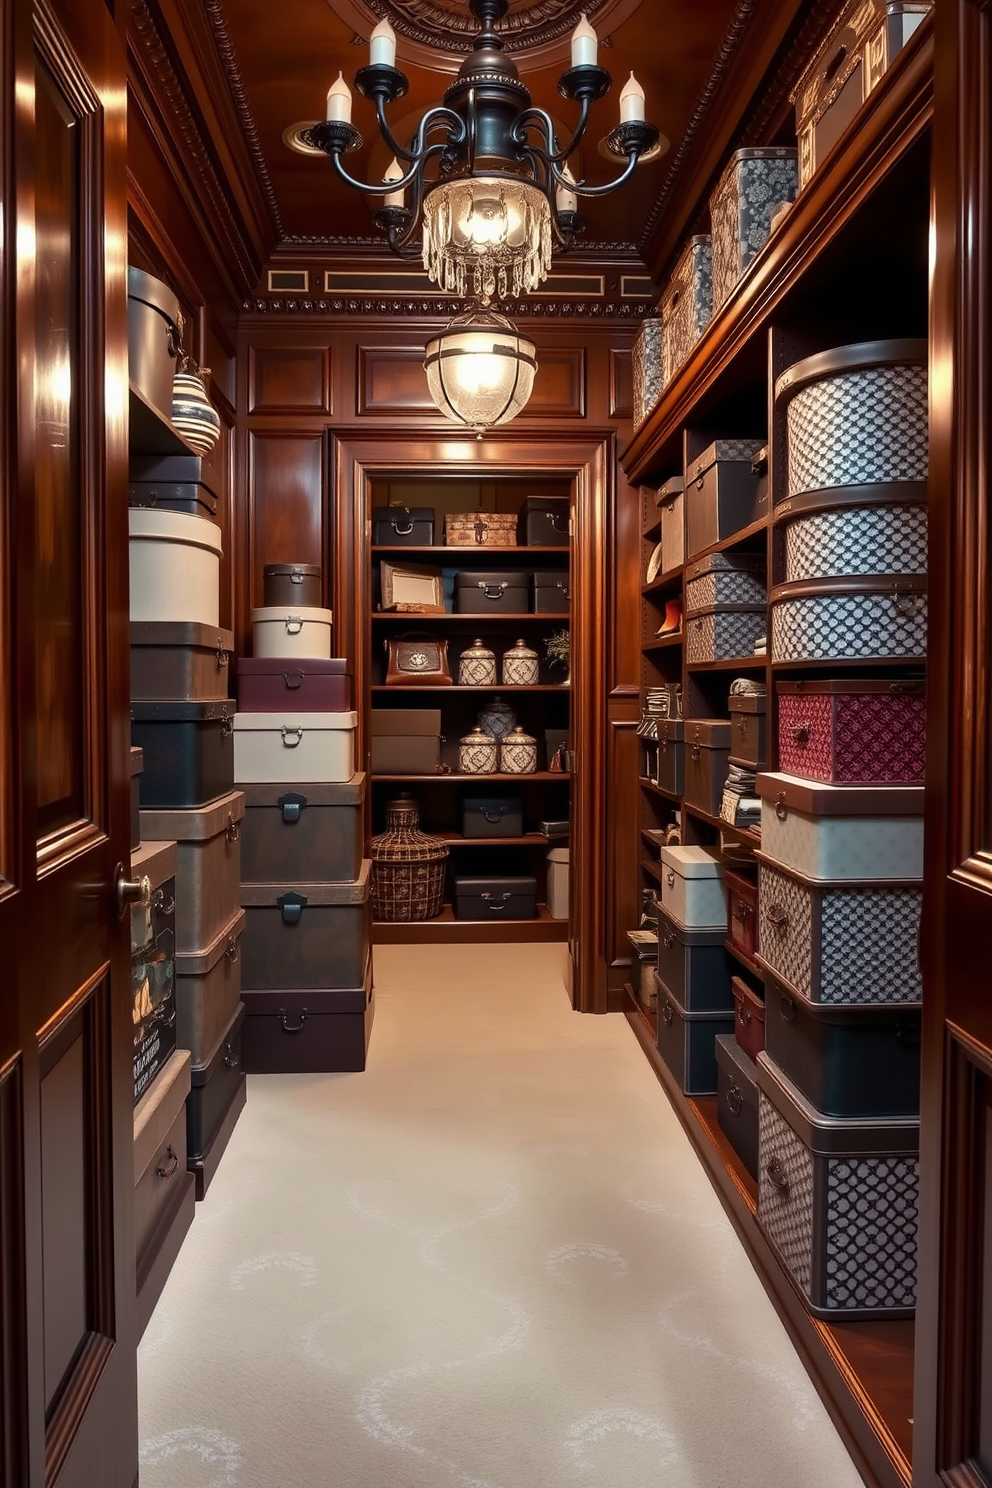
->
(129, 508), (222, 627)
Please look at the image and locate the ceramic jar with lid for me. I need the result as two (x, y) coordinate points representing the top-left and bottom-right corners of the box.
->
(500, 725), (538, 774)
(459, 639), (497, 687)
(501, 638), (539, 686)
(459, 726), (498, 774)
(478, 696), (516, 741)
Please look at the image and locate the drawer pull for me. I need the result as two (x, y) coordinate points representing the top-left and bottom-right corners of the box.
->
(155, 1146), (180, 1180)
(666, 869), (675, 888)
(281, 725), (304, 748)
(282, 670), (305, 690)
(226, 812), (241, 843)
(726, 1082), (744, 1116)
(775, 792), (788, 821)
(661, 1000), (674, 1025)
(767, 902), (788, 930)
(285, 615), (304, 634)
(277, 891), (308, 926)
(779, 993), (797, 1023)
(225, 936), (240, 964)
(765, 1155), (789, 1193)
(278, 791), (308, 824)
(279, 1007), (309, 1034)
(224, 1042), (240, 1069)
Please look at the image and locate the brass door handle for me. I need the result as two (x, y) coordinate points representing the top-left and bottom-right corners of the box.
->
(116, 866), (151, 918)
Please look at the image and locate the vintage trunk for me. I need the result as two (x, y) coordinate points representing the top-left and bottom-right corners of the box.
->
(716, 1034), (760, 1180)
(658, 477), (685, 572)
(130, 621), (234, 703)
(174, 907), (245, 1069)
(656, 976), (735, 1094)
(453, 572), (530, 613)
(726, 869), (759, 959)
(728, 692), (768, 769)
(655, 906), (733, 1012)
(131, 699), (235, 810)
(775, 678), (926, 784)
(240, 863), (372, 990)
(251, 605), (333, 660)
(128, 508), (222, 627)
(683, 719), (732, 816)
(659, 844), (727, 929)
(240, 776), (365, 884)
(242, 955), (374, 1074)
(453, 875), (537, 920)
(756, 773), (925, 881)
(232, 710), (358, 784)
(139, 790), (244, 955)
(709, 147), (799, 309)
(684, 439), (766, 558)
(769, 577), (927, 663)
(236, 657), (352, 713)
(661, 236), (713, 381)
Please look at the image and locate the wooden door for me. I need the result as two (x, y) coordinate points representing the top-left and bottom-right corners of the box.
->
(0, 0), (137, 1485)
(915, 2), (992, 1483)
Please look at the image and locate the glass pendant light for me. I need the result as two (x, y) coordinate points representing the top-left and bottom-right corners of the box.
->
(424, 304), (538, 434)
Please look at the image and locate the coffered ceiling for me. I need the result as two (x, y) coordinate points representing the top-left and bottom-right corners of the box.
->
(205, 0), (749, 261)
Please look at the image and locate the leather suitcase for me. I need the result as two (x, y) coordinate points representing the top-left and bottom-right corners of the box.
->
(240, 862), (371, 990)
(684, 439), (765, 558)
(175, 908), (245, 1069)
(186, 1002), (246, 1199)
(236, 657), (352, 713)
(655, 906), (733, 1012)
(372, 506), (435, 545)
(262, 563), (321, 607)
(454, 875), (536, 920)
(241, 955), (374, 1074)
(460, 796), (524, 838)
(716, 1034), (759, 1180)
(656, 976), (735, 1095)
(454, 572), (530, 613)
(130, 746), (143, 850)
(732, 974), (766, 1061)
(519, 496), (569, 546)
(662, 237), (712, 381)
(728, 692), (767, 770)
(128, 480), (218, 520)
(656, 718), (684, 796)
(531, 570), (571, 614)
(131, 621), (234, 703)
(140, 790), (244, 955)
(757, 1053), (918, 1319)
(756, 773), (924, 881)
(776, 679), (925, 784)
(131, 699), (234, 809)
(130, 840), (178, 1104)
(683, 719), (732, 816)
(241, 776), (365, 885)
(726, 869), (759, 959)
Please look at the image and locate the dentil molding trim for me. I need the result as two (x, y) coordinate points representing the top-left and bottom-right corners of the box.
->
(243, 294), (650, 319)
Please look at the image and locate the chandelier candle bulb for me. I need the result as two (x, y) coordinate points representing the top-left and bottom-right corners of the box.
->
(555, 165), (578, 216)
(326, 73), (351, 123)
(383, 157), (405, 208)
(369, 16), (396, 67)
(620, 73), (646, 123)
(571, 13), (598, 68)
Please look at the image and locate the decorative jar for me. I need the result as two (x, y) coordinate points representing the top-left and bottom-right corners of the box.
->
(458, 638), (497, 686)
(459, 726), (498, 775)
(370, 794), (448, 922)
(171, 358), (221, 454)
(501, 638), (539, 686)
(500, 725), (538, 775)
(478, 696), (516, 741)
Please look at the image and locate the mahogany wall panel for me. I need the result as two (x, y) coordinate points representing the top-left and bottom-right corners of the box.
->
(247, 431), (326, 609)
(357, 346), (434, 415)
(612, 468), (642, 695)
(610, 348), (634, 419)
(520, 348), (585, 419)
(249, 345), (331, 414)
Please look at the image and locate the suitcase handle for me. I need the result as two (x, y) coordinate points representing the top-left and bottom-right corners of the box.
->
(775, 792), (788, 821)
(282, 670), (305, 689)
(278, 791), (308, 823)
(661, 999), (674, 1025)
(482, 809), (504, 823)
(765, 1155), (789, 1193)
(226, 812), (241, 843)
(391, 518), (414, 536)
(225, 935), (240, 965)
(481, 892), (511, 911)
(286, 615), (304, 634)
(224, 1042), (240, 1070)
(726, 1082), (744, 1116)
(281, 726), (304, 748)
(789, 723), (810, 743)
(767, 902), (788, 929)
(277, 891), (308, 925)
(779, 993), (796, 1022)
(221, 713), (234, 737)
(737, 1001), (752, 1025)
(215, 641), (229, 666)
(279, 1008), (310, 1034)
(550, 514), (568, 532)
(478, 583), (508, 599)
(666, 869), (675, 888)
(155, 1146), (180, 1180)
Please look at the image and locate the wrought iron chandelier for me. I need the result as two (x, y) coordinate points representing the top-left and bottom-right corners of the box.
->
(302, 0), (662, 303)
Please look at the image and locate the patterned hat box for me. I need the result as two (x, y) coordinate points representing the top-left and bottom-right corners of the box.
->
(240, 776), (365, 885)
(130, 839), (178, 1105)
(655, 905), (733, 1013)
(770, 576), (927, 664)
(709, 148), (798, 311)
(656, 974), (735, 1095)
(519, 495), (569, 547)
(131, 700), (234, 810)
(131, 622), (234, 703)
(775, 484), (927, 585)
(775, 339), (928, 502)
(240, 862), (371, 991)
(661, 236), (712, 383)
(726, 869), (759, 960)
(756, 1052), (919, 1320)
(755, 853), (922, 1006)
(454, 876), (537, 921)
(684, 439), (766, 559)
(174, 908), (244, 1070)
(763, 977), (921, 1119)
(657, 478), (685, 572)
(728, 693), (767, 771)
(756, 772), (924, 882)
(139, 790), (244, 956)
(656, 718), (684, 797)
(776, 679), (926, 785)
(732, 976), (766, 1062)
(632, 314), (666, 429)
(683, 719), (732, 817)
(186, 1001), (246, 1200)
(686, 604), (767, 665)
(236, 657), (352, 713)
(659, 845), (727, 929)
(232, 711), (357, 784)
(453, 572), (530, 613)
(241, 954), (374, 1075)
(716, 1034), (759, 1181)
(685, 551), (766, 611)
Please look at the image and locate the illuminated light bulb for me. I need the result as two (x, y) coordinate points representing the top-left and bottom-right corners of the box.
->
(383, 157), (405, 208)
(369, 16), (396, 67)
(620, 72), (645, 123)
(326, 72), (352, 122)
(571, 13), (598, 68)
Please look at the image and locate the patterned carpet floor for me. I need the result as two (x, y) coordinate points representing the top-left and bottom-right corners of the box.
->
(137, 942), (866, 1488)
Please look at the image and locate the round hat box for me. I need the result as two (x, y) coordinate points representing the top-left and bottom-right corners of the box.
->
(128, 508), (222, 626)
(251, 605), (333, 659)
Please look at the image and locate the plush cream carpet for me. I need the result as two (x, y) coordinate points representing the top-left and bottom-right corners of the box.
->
(138, 943), (866, 1488)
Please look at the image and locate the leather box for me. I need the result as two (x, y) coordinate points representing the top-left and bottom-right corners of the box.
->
(175, 907), (245, 1070)
(461, 796), (524, 837)
(131, 622), (234, 703)
(776, 486), (927, 585)
(519, 496), (569, 547)
(732, 975), (766, 1061)
(658, 478), (685, 572)
(757, 1052), (918, 1319)
(130, 452), (204, 486)
(251, 605), (333, 660)
(371, 709), (442, 775)
(532, 570), (571, 614)
(241, 956), (374, 1074)
(131, 699), (234, 809)
(128, 480), (218, 520)
(241, 776), (365, 884)
(454, 572), (530, 613)
(728, 692), (767, 770)
(683, 719), (732, 816)
(186, 1002), (246, 1199)
(139, 790), (244, 956)
(685, 552), (766, 611)
(133, 1047), (194, 1333)
(130, 746), (143, 850)
(656, 907), (732, 1012)
(686, 604), (766, 665)
(372, 506), (435, 545)
(236, 657), (352, 713)
(128, 508), (222, 628)
(656, 718), (684, 797)
(240, 862), (371, 991)
(726, 869), (759, 959)
(684, 439), (766, 558)
(444, 511), (519, 546)
(716, 1034), (759, 1180)
(130, 839), (178, 1105)
(776, 679), (925, 784)
(454, 875), (537, 920)
(656, 975), (735, 1095)
(756, 772), (924, 881)
(659, 845), (726, 929)
(262, 563), (321, 607)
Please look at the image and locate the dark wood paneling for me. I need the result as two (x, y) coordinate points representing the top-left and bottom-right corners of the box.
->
(249, 344), (331, 414)
(521, 349), (585, 419)
(612, 471), (642, 694)
(248, 431), (326, 608)
(357, 346), (434, 415)
(40, 1032), (86, 1407)
(610, 348), (634, 419)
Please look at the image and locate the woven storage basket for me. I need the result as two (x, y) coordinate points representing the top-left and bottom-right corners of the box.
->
(370, 794), (448, 921)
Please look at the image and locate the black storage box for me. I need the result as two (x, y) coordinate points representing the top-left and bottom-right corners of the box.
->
(242, 956), (374, 1074)
(130, 452), (204, 486)
(655, 906), (733, 1012)
(461, 796), (524, 838)
(519, 496), (569, 547)
(131, 700), (234, 809)
(131, 622), (234, 703)
(186, 1001), (246, 1199)
(130, 746), (144, 850)
(241, 776), (365, 884)
(684, 439), (765, 558)
(454, 572), (530, 613)
(656, 975), (735, 1095)
(454, 875), (537, 920)
(373, 506), (435, 545)
(683, 719), (732, 815)
(716, 1033), (759, 1180)
(656, 718), (684, 796)
(240, 863), (371, 991)
(764, 980), (921, 1118)
(532, 570), (571, 614)
(128, 481), (218, 520)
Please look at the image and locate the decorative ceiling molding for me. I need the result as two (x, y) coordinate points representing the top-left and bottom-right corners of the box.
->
(638, 0), (758, 254)
(244, 293), (649, 318)
(202, 0), (284, 239)
(326, 0), (641, 58)
(278, 233), (641, 255)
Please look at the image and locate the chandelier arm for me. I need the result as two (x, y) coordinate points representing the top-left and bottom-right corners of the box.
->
(375, 98), (467, 166)
(565, 150), (642, 197)
(512, 103), (591, 168)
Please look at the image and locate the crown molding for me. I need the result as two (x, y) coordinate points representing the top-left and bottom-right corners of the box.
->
(243, 293), (649, 320)
(202, 0), (284, 239)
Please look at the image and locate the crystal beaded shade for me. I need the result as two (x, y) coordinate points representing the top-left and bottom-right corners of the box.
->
(424, 306), (538, 432)
(422, 177), (552, 301)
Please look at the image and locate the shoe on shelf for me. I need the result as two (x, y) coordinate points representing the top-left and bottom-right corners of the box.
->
(656, 598), (682, 636)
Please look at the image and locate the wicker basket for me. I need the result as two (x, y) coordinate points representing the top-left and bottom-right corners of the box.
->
(444, 512), (519, 546)
(370, 794), (448, 921)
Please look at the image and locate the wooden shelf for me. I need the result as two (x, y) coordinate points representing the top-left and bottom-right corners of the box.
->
(643, 633), (683, 651)
(724, 938), (764, 981)
(684, 803), (760, 845)
(686, 516), (769, 561)
(441, 833), (553, 846)
(640, 856), (663, 884)
(372, 611), (566, 624)
(641, 827), (667, 851)
(643, 518), (661, 540)
(372, 545), (568, 556)
(373, 902), (568, 944)
(686, 656), (766, 671)
(129, 383), (198, 457)
(373, 771), (565, 783)
(639, 777), (681, 803)
(642, 565), (682, 595)
(369, 683), (569, 693)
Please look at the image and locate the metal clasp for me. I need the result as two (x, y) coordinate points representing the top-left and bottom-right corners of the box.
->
(281, 726), (304, 748)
